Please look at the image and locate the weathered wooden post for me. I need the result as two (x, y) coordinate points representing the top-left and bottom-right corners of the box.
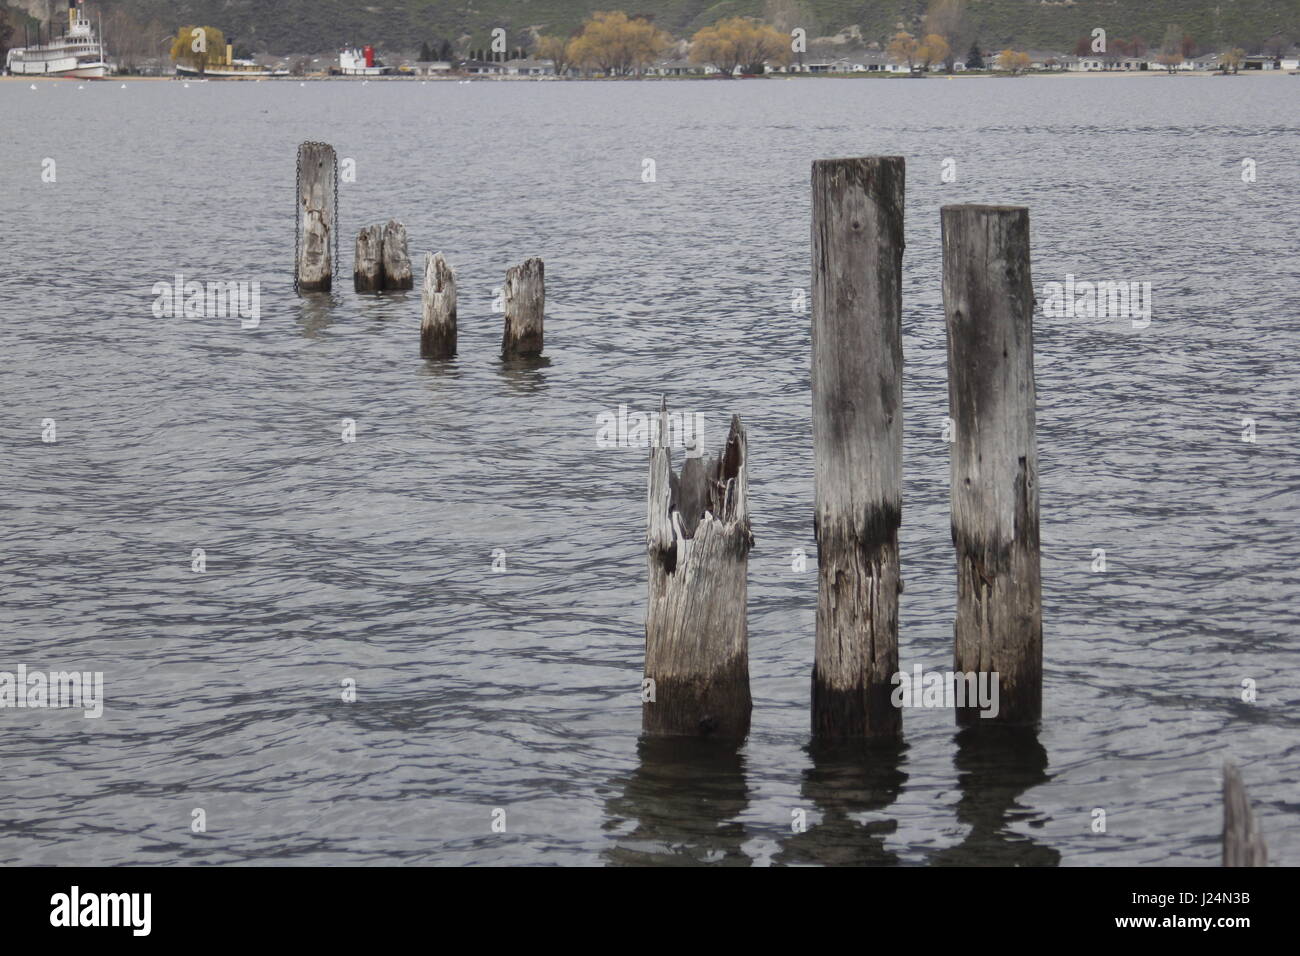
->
(296, 142), (336, 292)
(810, 156), (905, 739)
(353, 224), (383, 292)
(501, 257), (544, 357)
(420, 252), (457, 359)
(381, 219), (413, 290)
(1223, 762), (1268, 866)
(941, 204), (1041, 725)
(644, 399), (752, 738)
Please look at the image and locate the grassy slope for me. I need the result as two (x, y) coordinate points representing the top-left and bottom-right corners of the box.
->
(73, 0), (1300, 55)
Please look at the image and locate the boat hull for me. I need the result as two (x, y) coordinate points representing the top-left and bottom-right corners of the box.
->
(8, 61), (108, 78)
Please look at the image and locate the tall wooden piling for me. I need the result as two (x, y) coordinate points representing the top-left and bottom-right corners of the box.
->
(501, 257), (544, 357)
(296, 142), (336, 292)
(810, 156), (905, 739)
(645, 399), (752, 738)
(941, 204), (1042, 725)
(421, 252), (457, 359)
(354, 224), (383, 292)
(381, 219), (413, 290)
(1223, 762), (1268, 866)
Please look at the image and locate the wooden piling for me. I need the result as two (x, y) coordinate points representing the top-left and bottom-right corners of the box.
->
(420, 252), (457, 359)
(941, 204), (1041, 725)
(810, 156), (905, 739)
(644, 399), (752, 738)
(296, 142), (335, 292)
(353, 224), (383, 292)
(381, 219), (413, 290)
(1222, 762), (1268, 866)
(501, 257), (544, 357)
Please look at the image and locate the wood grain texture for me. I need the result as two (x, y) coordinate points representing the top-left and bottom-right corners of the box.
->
(296, 142), (335, 292)
(644, 399), (752, 738)
(941, 204), (1042, 725)
(502, 257), (544, 357)
(420, 252), (457, 359)
(810, 156), (905, 739)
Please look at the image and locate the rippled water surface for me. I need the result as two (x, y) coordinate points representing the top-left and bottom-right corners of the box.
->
(2, 75), (1298, 866)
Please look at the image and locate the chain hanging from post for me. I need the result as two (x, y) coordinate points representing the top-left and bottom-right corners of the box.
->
(294, 146), (302, 294)
(333, 150), (340, 280)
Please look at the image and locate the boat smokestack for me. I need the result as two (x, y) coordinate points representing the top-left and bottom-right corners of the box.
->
(227, 37), (234, 66)
(69, 0), (76, 30)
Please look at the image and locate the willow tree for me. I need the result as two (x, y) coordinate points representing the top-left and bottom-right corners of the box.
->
(170, 25), (227, 73)
(690, 17), (790, 75)
(918, 33), (950, 71)
(887, 31), (919, 71)
(1156, 24), (1184, 73)
(569, 11), (671, 76)
(536, 34), (575, 75)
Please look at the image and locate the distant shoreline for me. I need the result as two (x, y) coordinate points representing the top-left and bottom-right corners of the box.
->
(3, 70), (1294, 83)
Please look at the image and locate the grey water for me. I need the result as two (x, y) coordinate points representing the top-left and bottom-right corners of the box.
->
(1, 75), (1297, 866)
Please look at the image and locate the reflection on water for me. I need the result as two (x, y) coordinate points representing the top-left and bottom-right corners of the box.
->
(497, 354), (552, 393)
(774, 739), (907, 866)
(603, 736), (751, 867)
(929, 726), (1059, 867)
(295, 290), (341, 336)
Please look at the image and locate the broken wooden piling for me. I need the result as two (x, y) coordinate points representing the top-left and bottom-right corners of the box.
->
(420, 252), (457, 359)
(502, 257), (544, 357)
(941, 204), (1042, 725)
(353, 224), (383, 292)
(381, 219), (413, 290)
(810, 156), (905, 739)
(296, 142), (336, 292)
(1223, 762), (1268, 866)
(644, 399), (752, 738)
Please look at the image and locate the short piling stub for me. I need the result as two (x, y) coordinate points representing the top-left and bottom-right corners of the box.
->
(353, 224), (383, 292)
(381, 219), (413, 290)
(644, 397), (752, 739)
(810, 155), (906, 739)
(421, 252), (457, 359)
(296, 142), (337, 293)
(502, 257), (544, 357)
(1222, 762), (1268, 866)
(941, 203), (1042, 726)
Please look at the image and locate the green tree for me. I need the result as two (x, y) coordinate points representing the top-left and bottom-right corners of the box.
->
(965, 41), (984, 69)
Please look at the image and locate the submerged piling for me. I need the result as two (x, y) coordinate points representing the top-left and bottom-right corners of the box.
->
(1223, 762), (1268, 866)
(810, 156), (905, 739)
(420, 252), (457, 359)
(941, 204), (1042, 725)
(501, 257), (544, 357)
(296, 142), (336, 292)
(644, 399), (752, 738)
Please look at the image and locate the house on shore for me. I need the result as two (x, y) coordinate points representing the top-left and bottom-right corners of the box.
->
(411, 60), (452, 76)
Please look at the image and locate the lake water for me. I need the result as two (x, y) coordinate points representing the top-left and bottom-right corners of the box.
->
(1, 74), (1297, 866)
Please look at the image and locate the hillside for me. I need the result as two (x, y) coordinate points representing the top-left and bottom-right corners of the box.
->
(8, 0), (1300, 57)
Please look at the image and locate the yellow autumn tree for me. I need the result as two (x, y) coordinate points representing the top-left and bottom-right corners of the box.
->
(536, 34), (575, 75)
(690, 16), (790, 76)
(918, 33), (950, 71)
(170, 26), (226, 73)
(996, 48), (1031, 73)
(887, 31), (919, 71)
(569, 11), (671, 76)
